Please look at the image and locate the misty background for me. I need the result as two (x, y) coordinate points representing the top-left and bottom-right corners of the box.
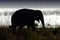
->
(0, 8), (60, 28)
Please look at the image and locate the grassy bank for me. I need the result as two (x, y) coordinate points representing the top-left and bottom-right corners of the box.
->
(0, 26), (60, 40)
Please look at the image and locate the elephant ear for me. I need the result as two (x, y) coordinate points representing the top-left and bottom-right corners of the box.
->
(35, 10), (40, 16)
(36, 10), (43, 17)
(34, 10), (43, 21)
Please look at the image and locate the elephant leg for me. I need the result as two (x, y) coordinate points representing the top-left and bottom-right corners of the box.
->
(18, 26), (23, 31)
(17, 25), (27, 40)
(11, 24), (17, 35)
(17, 24), (26, 33)
(40, 18), (45, 28)
(32, 23), (36, 31)
(27, 22), (36, 31)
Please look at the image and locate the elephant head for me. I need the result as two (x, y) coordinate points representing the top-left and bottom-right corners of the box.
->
(34, 10), (45, 28)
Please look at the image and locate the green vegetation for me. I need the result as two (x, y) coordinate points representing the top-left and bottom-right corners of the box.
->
(0, 26), (60, 40)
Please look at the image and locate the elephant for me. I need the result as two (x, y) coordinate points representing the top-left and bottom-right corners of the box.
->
(10, 8), (45, 34)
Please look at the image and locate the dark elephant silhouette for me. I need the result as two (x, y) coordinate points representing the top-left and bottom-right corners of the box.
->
(10, 8), (45, 34)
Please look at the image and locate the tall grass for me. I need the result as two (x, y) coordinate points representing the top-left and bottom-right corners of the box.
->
(0, 26), (60, 40)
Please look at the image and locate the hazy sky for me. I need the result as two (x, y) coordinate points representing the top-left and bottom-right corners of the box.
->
(0, 0), (60, 8)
